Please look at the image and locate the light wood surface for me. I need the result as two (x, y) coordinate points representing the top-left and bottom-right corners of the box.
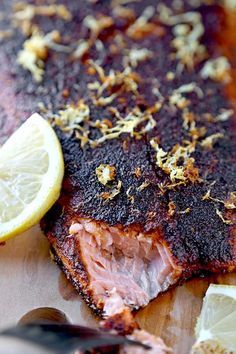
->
(0, 226), (235, 353)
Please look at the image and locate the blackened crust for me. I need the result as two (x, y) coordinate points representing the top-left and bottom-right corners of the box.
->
(0, 1), (236, 293)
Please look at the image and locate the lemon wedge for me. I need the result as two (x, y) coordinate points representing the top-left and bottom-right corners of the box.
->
(192, 284), (236, 353)
(0, 113), (64, 241)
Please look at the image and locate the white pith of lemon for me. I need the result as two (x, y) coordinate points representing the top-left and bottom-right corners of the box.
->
(0, 113), (64, 241)
(192, 284), (236, 353)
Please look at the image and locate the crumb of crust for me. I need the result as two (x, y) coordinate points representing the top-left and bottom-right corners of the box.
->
(99, 180), (122, 202)
(150, 139), (200, 184)
(62, 89), (70, 98)
(158, 5), (207, 69)
(137, 181), (150, 191)
(168, 201), (176, 216)
(202, 112), (215, 123)
(100, 307), (138, 336)
(13, 3), (72, 35)
(126, 6), (165, 40)
(17, 30), (70, 82)
(200, 133), (224, 149)
(96, 164), (117, 186)
(147, 211), (157, 219)
(200, 56), (231, 83)
(133, 167), (142, 178)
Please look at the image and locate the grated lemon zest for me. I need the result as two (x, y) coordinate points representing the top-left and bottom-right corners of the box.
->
(54, 100), (90, 147)
(126, 6), (155, 39)
(99, 180), (122, 202)
(17, 30), (68, 82)
(96, 164), (117, 185)
(150, 139), (199, 183)
(170, 82), (203, 109)
(13, 3), (71, 35)
(158, 5), (207, 69)
(92, 105), (158, 146)
(125, 48), (153, 68)
(215, 109), (234, 122)
(200, 56), (231, 82)
(201, 133), (224, 149)
(83, 14), (113, 41)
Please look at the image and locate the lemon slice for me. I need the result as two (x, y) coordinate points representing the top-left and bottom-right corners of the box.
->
(0, 113), (64, 241)
(192, 284), (236, 353)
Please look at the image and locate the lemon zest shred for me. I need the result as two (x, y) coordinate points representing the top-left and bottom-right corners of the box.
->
(201, 133), (224, 149)
(14, 3), (71, 20)
(203, 189), (236, 210)
(215, 109), (234, 122)
(126, 6), (155, 39)
(54, 100), (90, 147)
(169, 82), (203, 109)
(158, 5), (207, 69)
(224, 192), (236, 210)
(88, 60), (140, 102)
(150, 139), (200, 184)
(125, 48), (153, 68)
(216, 209), (233, 225)
(179, 207), (191, 214)
(92, 105), (158, 146)
(168, 201), (176, 216)
(137, 181), (150, 191)
(96, 164), (117, 185)
(201, 56), (231, 82)
(13, 3), (71, 35)
(126, 186), (135, 203)
(17, 30), (67, 82)
(99, 180), (122, 202)
(83, 14), (114, 41)
(73, 40), (90, 59)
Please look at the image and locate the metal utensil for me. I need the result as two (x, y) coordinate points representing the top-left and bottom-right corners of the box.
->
(0, 307), (150, 354)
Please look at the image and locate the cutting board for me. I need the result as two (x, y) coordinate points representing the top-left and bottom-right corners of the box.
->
(0, 227), (235, 354)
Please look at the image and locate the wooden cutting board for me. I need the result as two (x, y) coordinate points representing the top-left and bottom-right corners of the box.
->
(0, 226), (235, 353)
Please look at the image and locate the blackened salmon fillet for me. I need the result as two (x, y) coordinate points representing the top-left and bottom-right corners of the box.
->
(1, 0), (236, 321)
